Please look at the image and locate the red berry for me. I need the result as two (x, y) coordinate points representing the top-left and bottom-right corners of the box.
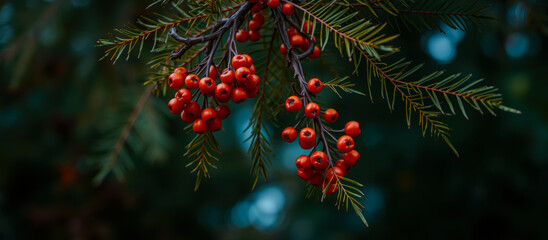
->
(199, 77), (216, 97)
(308, 172), (324, 186)
(175, 88), (192, 104)
(208, 118), (222, 132)
(345, 121), (361, 137)
(290, 34), (304, 48)
(236, 30), (249, 43)
(302, 20), (314, 34)
(282, 127), (298, 143)
(168, 72), (185, 89)
(249, 64), (256, 74)
(184, 74), (200, 89)
(184, 101), (201, 118)
(285, 96), (302, 112)
(215, 83), (232, 103)
(295, 155), (312, 170)
(323, 108), (338, 123)
(231, 88), (247, 103)
(299, 138), (315, 149)
(232, 55), (250, 69)
(326, 166), (345, 182)
(248, 30), (261, 42)
(235, 67), (252, 86)
(251, 2), (263, 13)
(267, 0), (279, 8)
(253, 13), (265, 25)
(322, 182), (339, 195)
(343, 150), (360, 167)
(193, 119), (208, 134)
(287, 28), (297, 38)
(181, 110), (196, 123)
(242, 54), (253, 67)
(168, 98), (185, 114)
(337, 135), (355, 153)
(311, 151), (328, 170)
(308, 46), (320, 59)
(246, 74), (260, 89)
(298, 169), (314, 181)
(301, 38), (310, 52)
(299, 127), (316, 143)
(281, 3), (294, 15)
(280, 44), (287, 55)
(248, 19), (262, 31)
(209, 65), (219, 80)
(304, 102), (320, 118)
(201, 108), (217, 122)
(215, 105), (231, 120)
(174, 67), (188, 76)
(307, 78), (323, 94)
(220, 69), (235, 84)
(335, 159), (350, 174)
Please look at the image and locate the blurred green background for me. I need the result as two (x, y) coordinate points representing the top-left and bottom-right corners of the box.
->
(1, 0), (547, 239)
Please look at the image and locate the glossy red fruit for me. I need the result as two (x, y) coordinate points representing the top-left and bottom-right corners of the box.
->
(215, 83), (232, 103)
(335, 159), (349, 174)
(236, 30), (249, 43)
(308, 46), (320, 59)
(267, 0), (279, 8)
(168, 98), (185, 114)
(251, 2), (263, 12)
(193, 119), (208, 134)
(215, 105), (231, 120)
(337, 135), (355, 153)
(242, 54), (253, 67)
(282, 127), (298, 143)
(323, 108), (338, 123)
(307, 78), (323, 94)
(248, 19), (262, 31)
(295, 155), (312, 170)
(302, 20), (314, 34)
(298, 169), (314, 181)
(301, 38), (310, 52)
(168, 72), (185, 89)
(290, 34), (304, 48)
(299, 138), (315, 149)
(280, 44), (287, 55)
(311, 151), (328, 170)
(175, 88), (192, 104)
(180, 110), (195, 123)
(208, 118), (222, 132)
(281, 3), (294, 15)
(174, 67), (188, 75)
(299, 127), (316, 143)
(285, 96), (302, 112)
(246, 74), (260, 89)
(209, 65), (219, 80)
(253, 13), (265, 25)
(345, 121), (361, 137)
(231, 88), (247, 103)
(249, 64), (256, 74)
(220, 69), (235, 84)
(185, 74), (200, 89)
(287, 28), (297, 38)
(184, 101), (201, 118)
(232, 55), (250, 69)
(248, 30), (261, 42)
(304, 102), (320, 118)
(235, 67), (252, 86)
(326, 166), (345, 182)
(199, 77), (216, 97)
(308, 172), (324, 186)
(201, 108), (217, 122)
(343, 150), (360, 167)
(323, 182), (339, 195)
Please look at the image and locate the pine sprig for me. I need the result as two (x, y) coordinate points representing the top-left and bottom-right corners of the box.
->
(354, 0), (493, 32)
(184, 131), (221, 191)
(324, 76), (366, 97)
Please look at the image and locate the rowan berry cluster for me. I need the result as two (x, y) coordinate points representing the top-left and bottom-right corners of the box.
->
(167, 54), (260, 133)
(282, 77), (362, 195)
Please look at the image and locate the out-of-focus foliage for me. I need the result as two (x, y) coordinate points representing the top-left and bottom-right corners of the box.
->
(0, 0), (547, 239)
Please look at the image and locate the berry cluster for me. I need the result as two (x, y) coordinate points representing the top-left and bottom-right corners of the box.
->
(282, 78), (362, 195)
(167, 54), (260, 133)
(279, 21), (320, 59)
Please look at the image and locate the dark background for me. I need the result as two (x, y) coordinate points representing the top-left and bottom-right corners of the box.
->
(1, 0), (547, 239)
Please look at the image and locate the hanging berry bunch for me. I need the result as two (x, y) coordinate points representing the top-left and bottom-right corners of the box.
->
(98, 0), (520, 225)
